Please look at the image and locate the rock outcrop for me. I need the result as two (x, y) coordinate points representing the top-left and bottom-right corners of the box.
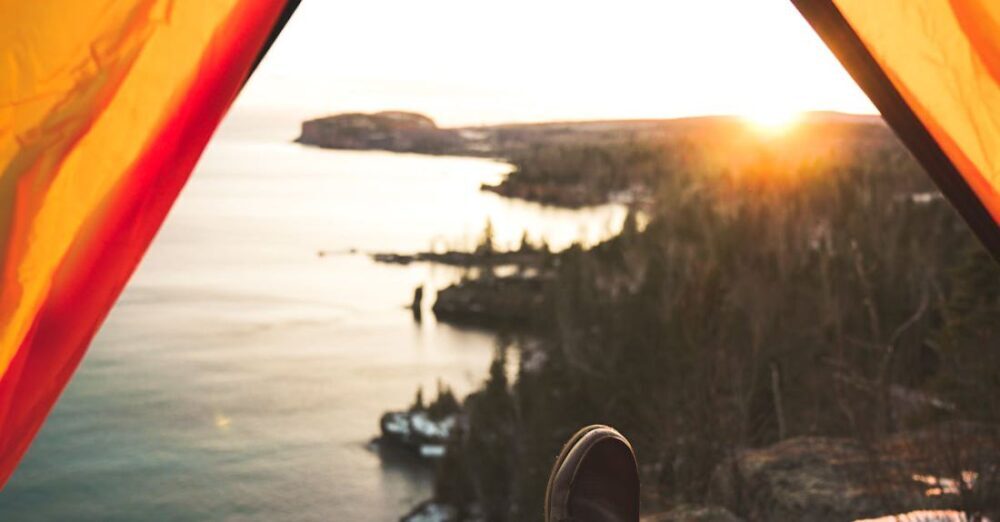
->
(379, 409), (456, 459)
(707, 426), (1000, 522)
(432, 274), (547, 327)
(297, 111), (466, 154)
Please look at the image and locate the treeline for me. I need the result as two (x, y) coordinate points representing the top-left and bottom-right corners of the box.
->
(432, 120), (1000, 520)
(487, 115), (893, 208)
(495, 141), (671, 204)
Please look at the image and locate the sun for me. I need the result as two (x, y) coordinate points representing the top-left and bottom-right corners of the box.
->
(742, 106), (803, 134)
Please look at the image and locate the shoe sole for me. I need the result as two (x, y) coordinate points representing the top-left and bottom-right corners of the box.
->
(544, 424), (630, 521)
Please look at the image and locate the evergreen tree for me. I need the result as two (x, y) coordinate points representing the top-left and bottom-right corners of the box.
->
(411, 386), (424, 412)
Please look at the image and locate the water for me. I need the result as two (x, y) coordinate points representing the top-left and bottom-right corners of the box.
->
(0, 112), (626, 521)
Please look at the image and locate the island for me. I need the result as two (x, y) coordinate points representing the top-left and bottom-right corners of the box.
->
(296, 111), (475, 155)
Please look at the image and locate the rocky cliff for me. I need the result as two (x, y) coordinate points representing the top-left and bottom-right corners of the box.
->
(296, 111), (466, 154)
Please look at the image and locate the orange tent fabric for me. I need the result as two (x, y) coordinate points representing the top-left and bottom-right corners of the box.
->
(794, 0), (1000, 257)
(0, 0), (297, 487)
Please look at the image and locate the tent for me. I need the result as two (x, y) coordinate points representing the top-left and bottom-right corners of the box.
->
(0, 0), (996, 489)
(0, 0), (300, 487)
(793, 0), (1000, 255)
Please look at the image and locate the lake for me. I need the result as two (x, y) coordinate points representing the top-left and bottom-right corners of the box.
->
(0, 110), (626, 521)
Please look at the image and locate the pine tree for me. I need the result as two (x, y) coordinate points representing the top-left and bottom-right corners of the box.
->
(411, 386), (425, 412)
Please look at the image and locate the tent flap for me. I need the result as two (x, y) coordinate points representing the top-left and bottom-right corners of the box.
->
(793, 0), (1000, 259)
(0, 0), (299, 488)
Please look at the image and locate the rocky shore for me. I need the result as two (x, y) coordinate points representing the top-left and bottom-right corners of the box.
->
(480, 180), (606, 208)
(378, 409), (456, 459)
(371, 250), (546, 268)
(431, 274), (547, 328)
(377, 384), (462, 461)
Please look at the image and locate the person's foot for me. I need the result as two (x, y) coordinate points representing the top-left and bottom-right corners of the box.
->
(544, 425), (639, 522)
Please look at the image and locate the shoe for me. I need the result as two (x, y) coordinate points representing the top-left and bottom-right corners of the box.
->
(544, 424), (640, 522)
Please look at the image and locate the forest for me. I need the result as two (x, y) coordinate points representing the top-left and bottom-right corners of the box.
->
(418, 117), (999, 521)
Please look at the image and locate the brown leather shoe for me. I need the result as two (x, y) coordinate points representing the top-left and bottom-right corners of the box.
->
(544, 425), (640, 522)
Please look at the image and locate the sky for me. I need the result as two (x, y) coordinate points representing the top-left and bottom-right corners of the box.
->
(235, 0), (877, 127)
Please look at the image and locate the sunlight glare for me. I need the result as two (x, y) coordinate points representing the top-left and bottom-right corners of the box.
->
(239, 0), (876, 126)
(214, 412), (232, 430)
(743, 106), (802, 134)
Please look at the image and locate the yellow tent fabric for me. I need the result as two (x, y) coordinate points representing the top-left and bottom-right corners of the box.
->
(794, 0), (1000, 256)
(0, 0), (295, 487)
(835, 0), (1000, 222)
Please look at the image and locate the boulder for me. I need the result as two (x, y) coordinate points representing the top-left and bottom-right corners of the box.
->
(707, 426), (999, 522)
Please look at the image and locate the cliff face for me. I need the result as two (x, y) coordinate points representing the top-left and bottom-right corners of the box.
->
(296, 111), (466, 154)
